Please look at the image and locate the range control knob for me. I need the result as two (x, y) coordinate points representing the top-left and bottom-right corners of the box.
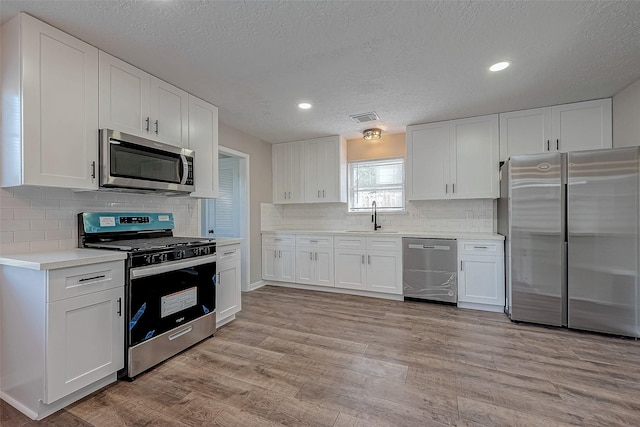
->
(175, 250), (185, 260)
(202, 246), (211, 255)
(153, 253), (168, 263)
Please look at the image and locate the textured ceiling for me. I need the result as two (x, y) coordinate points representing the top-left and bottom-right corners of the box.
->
(2, 1), (640, 143)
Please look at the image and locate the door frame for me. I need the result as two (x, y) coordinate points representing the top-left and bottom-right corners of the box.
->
(205, 146), (250, 293)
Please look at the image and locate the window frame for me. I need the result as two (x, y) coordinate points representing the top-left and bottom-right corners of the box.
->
(347, 157), (406, 213)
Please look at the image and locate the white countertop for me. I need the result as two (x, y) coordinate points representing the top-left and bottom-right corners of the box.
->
(0, 249), (128, 271)
(261, 230), (505, 241)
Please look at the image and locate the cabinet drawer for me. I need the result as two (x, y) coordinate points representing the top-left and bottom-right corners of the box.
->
(296, 235), (333, 247)
(217, 245), (240, 263)
(334, 235), (366, 249)
(458, 240), (503, 256)
(48, 261), (125, 302)
(262, 234), (295, 247)
(367, 236), (401, 251)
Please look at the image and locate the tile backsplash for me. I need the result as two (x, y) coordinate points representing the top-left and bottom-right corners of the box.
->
(261, 199), (495, 233)
(0, 187), (199, 255)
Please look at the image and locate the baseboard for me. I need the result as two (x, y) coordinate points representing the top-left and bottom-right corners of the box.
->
(246, 280), (265, 291)
(263, 280), (404, 301)
(457, 301), (505, 313)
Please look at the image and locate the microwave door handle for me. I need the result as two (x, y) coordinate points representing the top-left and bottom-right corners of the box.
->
(180, 155), (189, 185)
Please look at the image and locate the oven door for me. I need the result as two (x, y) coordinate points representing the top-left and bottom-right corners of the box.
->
(128, 255), (216, 346)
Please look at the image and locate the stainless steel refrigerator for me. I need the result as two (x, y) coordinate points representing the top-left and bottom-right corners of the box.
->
(498, 147), (640, 338)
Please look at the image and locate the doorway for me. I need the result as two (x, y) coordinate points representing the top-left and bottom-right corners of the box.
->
(202, 147), (250, 292)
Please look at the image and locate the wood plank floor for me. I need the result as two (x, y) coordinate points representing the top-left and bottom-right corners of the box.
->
(3, 285), (640, 426)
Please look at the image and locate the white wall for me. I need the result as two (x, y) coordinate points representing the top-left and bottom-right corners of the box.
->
(0, 187), (199, 255)
(262, 199), (494, 233)
(613, 77), (640, 147)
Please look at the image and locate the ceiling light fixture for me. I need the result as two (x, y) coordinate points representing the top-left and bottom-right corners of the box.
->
(363, 128), (382, 141)
(489, 61), (510, 72)
(298, 102), (312, 110)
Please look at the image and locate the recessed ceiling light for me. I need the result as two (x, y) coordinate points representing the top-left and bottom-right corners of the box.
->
(298, 102), (312, 110)
(489, 61), (510, 72)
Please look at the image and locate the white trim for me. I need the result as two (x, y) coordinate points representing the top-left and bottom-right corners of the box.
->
(262, 281), (404, 301)
(457, 301), (505, 313)
(218, 145), (251, 293)
(247, 280), (266, 291)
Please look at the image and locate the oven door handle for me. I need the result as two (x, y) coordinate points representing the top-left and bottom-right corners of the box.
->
(130, 255), (217, 279)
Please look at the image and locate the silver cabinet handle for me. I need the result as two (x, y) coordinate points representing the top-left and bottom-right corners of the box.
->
(145, 117), (150, 132)
(284, 191), (287, 199)
(315, 252), (318, 261)
(556, 139), (559, 150)
(310, 252), (313, 260)
(155, 120), (159, 135)
(279, 250), (282, 258)
(361, 255), (365, 264)
(368, 255), (371, 264)
(223, 251), (235, 256)
(474, 246), (488, 249)
(445, 184), (448, 193)
(274, 238), (282, 241)
(461, 260), (463, 270)
(452, 183), (455, 193)
(323, 189), (325, 198)
(274, 250), (277, 258)
(546, 140), (550, 151)
(288, 192), (291, 199)
(310, 240), (318, 243)
(117, 297), (122, 317)
(91, 161), (96, 179)
(79, 274), (106, 282)
(317, 190), (320, 198)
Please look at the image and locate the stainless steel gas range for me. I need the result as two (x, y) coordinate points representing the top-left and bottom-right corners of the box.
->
(78, 212), (217, 379)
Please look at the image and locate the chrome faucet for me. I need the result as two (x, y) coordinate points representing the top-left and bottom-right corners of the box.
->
(372, 201), (382, 231)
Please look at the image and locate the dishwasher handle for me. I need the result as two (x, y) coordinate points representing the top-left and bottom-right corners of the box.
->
(407, 244), (451, 250)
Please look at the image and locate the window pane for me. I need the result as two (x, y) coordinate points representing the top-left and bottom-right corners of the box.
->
(348, 158), (405, 212)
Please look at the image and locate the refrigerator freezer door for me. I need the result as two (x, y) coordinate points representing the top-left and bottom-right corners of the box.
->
(567, 148), (639, 337)
(509, 153), (566, 326)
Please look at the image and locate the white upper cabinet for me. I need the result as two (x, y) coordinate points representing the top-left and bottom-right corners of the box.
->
(272, 136), (347, 204)
(188, 95), (219, 198)
(407, 114), (499, 200)
(450, 115), (500, 199)
(500, 98), (612, 160)
(304, 136), (347, 203)
(99, 51), (189, 147)
(273, 142), (305, 204)
(551, 99), (612, 153)
(1, 13), (99, 190)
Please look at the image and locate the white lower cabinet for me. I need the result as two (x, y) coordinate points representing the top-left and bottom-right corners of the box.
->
(0, 260), (125, 420)
(295, 235), (334, 287)
(216, 244), (241, 327)
(334, 235), (402, 295)
(457, 240), (505, 312)
(262, 234), (296, 282)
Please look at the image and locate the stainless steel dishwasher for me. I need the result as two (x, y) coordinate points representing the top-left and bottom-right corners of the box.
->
(403, 238), (457, 304)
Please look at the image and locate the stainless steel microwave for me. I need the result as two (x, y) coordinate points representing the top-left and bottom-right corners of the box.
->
(99, 129), (194, 194)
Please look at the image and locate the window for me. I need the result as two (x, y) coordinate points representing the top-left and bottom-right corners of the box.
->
(348, 158), (405, 212)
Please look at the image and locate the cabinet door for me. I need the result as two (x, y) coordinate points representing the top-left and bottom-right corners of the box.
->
(98, 51), (150, 137)
(272, 143), (288, 204)
(217, 259), (241, 320)
(296, 248), (315, 284)
(287, 143), (305, 203)
(278, 247), (296, 282)
(458, 255), (504, 306)
(334, 249), (366, 290)
(317, 138), (343, 202)
(304, 141), (322, 202)
(314, 249), (334, 287)
(406, 122), (450, 200)
(150, 76), (189, 146)
(366, 251), (402, 294)
(20, 14), (99, 189)
(188, 95), (219, 198)
(46, 287), (124, 404)
(450, 114), (500, 199)
(552, 99), (612, 153)
(499, 108), (552, 160)
(262, 247), (278, 280)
